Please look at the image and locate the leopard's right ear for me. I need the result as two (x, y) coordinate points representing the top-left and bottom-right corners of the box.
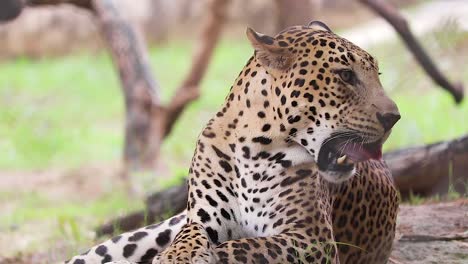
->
(246, 27), (294, 71)
(307, 20), (332, 33)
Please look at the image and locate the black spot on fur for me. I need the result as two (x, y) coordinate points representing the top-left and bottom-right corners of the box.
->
(221, 208), (231, 220)
(101, 255), (112, 263)
(140, 248), (159, 262)
(197, 208), (211, 223)
(169, 214), (186, 226)
(128, 231), (148, 242)
(280, 172), (310, 187)
(111, 235), (122, 243)
(219, 160), (233, 172)
(315, 50), (323, 58)
(202, 130), (216, 138)
(216, 190), (229, 202)
(252, 136), (272, 145)
(262, 124), (271, 132)
(294, 78), (305, 87)
(155, 229), (172, 247)
(95, 245), (107, 256)
(206, 226), (219, 244)
(123, 244), (137, 258)
(212, 145), (231, 160)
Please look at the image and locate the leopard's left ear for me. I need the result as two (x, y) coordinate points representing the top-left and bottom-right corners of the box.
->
(246, 27), (294, 71)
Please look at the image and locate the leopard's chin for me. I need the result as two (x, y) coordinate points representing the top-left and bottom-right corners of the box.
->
(319, 167), (356, 183)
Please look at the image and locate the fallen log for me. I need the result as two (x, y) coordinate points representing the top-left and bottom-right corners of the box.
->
(386, 134), (468, 198)
(95, 181), (188, 237)
(96, 134), (468, 236)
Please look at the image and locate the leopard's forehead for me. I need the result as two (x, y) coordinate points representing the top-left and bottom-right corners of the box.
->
(275, 26), (378, 71)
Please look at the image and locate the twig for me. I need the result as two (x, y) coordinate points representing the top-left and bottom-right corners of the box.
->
(27, 0), (92, 9)
(388, 257), (405, 264)
(359, 0), (464, 103)
(399, 232), (468, 243)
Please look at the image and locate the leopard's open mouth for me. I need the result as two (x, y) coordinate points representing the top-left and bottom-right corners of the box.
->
(317, 133), (383, 173)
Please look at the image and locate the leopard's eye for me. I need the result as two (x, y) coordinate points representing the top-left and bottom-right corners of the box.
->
(338, 70), (356, 85)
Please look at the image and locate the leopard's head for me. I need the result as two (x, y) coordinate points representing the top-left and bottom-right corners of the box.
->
(247, 21), (400, 183)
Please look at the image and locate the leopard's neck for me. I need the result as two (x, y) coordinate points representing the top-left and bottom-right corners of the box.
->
(190, 57), (317, 188)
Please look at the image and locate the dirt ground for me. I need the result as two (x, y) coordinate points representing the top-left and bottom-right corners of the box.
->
(0, 164), (123, 264)
(390, 200), (468, 264)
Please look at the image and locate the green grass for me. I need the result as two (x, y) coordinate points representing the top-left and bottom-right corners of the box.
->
(0, 41), (252, 170)
(0, 190), (141, 227)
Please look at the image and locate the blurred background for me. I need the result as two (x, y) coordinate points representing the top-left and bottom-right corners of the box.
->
(0, 0), (467, 263)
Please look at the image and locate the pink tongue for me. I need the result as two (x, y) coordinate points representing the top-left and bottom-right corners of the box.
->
(338, 142), (382, 162)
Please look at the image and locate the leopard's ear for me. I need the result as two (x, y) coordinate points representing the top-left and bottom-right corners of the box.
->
(307, 20), (332, 33)
(246, 27), (294, 71)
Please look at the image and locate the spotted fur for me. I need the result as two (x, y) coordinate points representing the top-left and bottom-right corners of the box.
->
(67, 21), (399, 264)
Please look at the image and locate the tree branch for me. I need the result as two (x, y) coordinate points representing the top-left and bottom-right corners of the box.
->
(163, 0), (230, 137)
(359, 0), (464, 103)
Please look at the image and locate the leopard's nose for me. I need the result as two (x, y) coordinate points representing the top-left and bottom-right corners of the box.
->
(376, 112), (401, 131)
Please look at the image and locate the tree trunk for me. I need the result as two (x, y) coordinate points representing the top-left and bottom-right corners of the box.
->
(3, 0), (229, 174)
(274, 0), (319, 32)
(92, 0), (164, 172)
(92, 0), (229, 174)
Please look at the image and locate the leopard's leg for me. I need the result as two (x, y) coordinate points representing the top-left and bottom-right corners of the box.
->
(153, 223), (340, 264)
(332, 160), (399, 264)
(214, 230), (340, 264)
(154, 185), (341, 264)
(66, 212), (187, 264)
(152, 223), (219, 264)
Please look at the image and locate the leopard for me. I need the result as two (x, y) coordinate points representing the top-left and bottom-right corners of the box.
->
(66, 20), (400, 264)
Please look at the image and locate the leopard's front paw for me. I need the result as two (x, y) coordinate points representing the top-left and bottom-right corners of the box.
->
(191, 250), (218, 264)
(152, 248), (218, 264)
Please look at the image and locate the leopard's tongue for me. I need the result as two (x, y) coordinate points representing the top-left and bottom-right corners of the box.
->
(336, 142), (382, 162)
